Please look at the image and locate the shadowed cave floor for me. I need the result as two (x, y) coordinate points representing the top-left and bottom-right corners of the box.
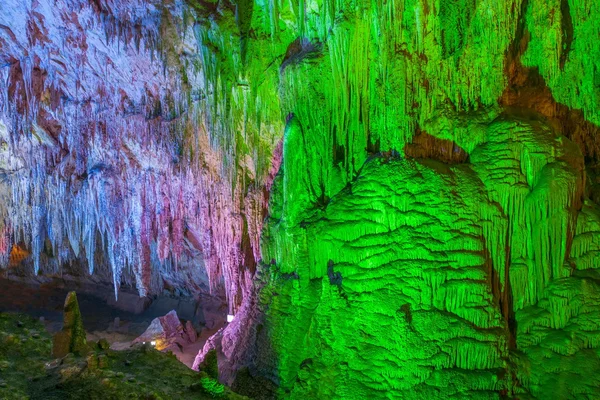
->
(0, 312), (246, 399)
(0, 278), (227, 369)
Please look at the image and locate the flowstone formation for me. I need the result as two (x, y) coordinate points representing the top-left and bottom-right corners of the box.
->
(1, 0), (600, 398)
(195, 1), (600, 399)
(254, 115), (595, 398)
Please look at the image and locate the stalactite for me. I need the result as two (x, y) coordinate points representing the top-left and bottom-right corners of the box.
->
(0, 0), (285, 308)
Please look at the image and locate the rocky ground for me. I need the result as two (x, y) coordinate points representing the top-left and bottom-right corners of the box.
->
(0, 312), (245, 400)
(0, 277), (227, 366)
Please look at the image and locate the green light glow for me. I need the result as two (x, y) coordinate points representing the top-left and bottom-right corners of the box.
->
(218, 0), (600, 398)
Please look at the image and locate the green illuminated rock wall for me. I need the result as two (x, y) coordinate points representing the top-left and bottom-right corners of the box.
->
(257, 114), (598, 398)
(212, 0), (600, 398)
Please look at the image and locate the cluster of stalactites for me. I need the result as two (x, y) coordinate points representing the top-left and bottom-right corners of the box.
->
(0, 0), (282, 306)
(0, 112), (273, 305)
(3, 142), (177, 298)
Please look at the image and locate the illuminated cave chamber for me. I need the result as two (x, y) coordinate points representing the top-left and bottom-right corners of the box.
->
(1, 0), (600, 398)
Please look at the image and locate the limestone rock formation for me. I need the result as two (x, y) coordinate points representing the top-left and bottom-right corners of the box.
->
(52, 291), (89, 358)
(242, 111), (596, 398)
(0, 0), (282, 307)
(1, 0), (600, 398)
(133, 310), (196, 352)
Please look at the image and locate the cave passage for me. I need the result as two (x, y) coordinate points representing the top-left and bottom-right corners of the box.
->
(1, 0), (600, 399)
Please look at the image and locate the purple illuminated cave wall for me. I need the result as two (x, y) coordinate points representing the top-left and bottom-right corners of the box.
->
(0, 0), (282, 311)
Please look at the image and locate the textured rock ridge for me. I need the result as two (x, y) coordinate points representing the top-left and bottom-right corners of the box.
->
(253, 112), (599, 398)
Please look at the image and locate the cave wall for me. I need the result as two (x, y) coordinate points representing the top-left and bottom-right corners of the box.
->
(257, 116), (596, 398)
(210, 0), (600, 398)
(1, 0), (600, 398)
(0, 0), (285, 304)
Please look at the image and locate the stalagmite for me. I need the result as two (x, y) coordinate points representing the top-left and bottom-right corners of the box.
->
(52, 291), (89, 358)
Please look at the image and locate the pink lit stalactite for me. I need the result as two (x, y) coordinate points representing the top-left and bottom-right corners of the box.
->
(138, 178), (153, 296)
(171, 187), (185, 267)
(192, 138), (284, 371)
(157, 181), (171, 263)
(0, 225), (12, 266)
